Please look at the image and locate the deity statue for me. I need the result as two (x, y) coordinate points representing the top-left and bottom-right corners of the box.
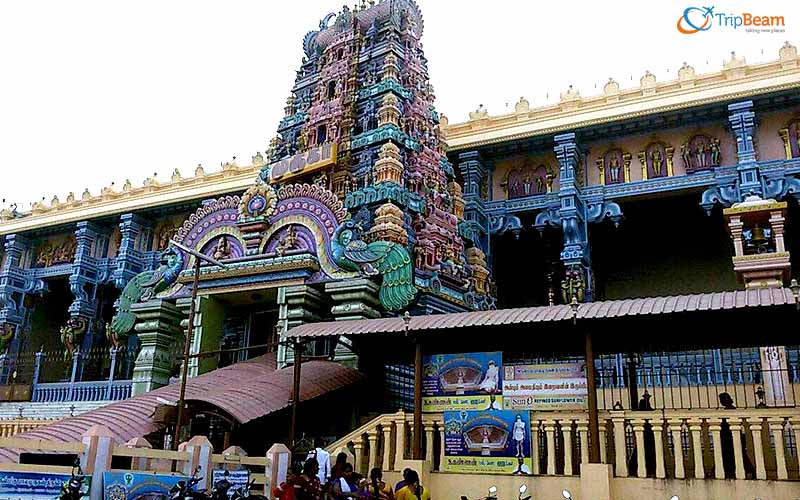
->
(681, 143), (691, 169)
(710, 138), (721, 166)
(213, 236), (231, 260)
(695, 142), (706, 168)
(535, 174), (545, 193)
(522, 175), (532, 196)
(275, 226), (299, 256)
(608, 155), (621, 183)
(650, 148), (663, 177)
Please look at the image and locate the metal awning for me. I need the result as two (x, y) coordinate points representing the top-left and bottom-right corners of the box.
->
(286, 287), (796, 338)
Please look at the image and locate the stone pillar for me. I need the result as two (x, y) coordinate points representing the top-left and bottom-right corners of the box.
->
(394, 410), (407, 467)
(708, 418), (724, 479)
(183, 435), (214, 491)
(0, 234), (32, 327)
(611, 415), (627, 477)
(748, 419), (767, 479)
(114, 213), (147, 289)
(382, 423), (393, 471)
(768, 418), (788, 480)
(728, 101), (761, 196)
(562, 420), (573, 475)
(80, 424), (116, 500)
(668, 418), (685, 479)
(544, 421), (557, 475)
(277, 285), (326, 366)
(652, 420), (665, 479)
(424, 420), (435, 463)
(367, 430), (379, 471)
(688, 418), (705, 479)
(577, 421), (589, 466)
(267, 443), (292, 495)
(325, 278), (380, 364)
(632, 419), (647, 478)
(130, 299), (182, 396)
(70, 221), (102, 350)
(728, 419), (745, 479)
(457, 151), (491, 254)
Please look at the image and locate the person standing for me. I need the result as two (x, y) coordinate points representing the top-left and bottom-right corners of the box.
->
(307, 438), (331, 485)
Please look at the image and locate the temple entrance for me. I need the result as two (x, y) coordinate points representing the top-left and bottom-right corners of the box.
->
(194, 289), (280, 373)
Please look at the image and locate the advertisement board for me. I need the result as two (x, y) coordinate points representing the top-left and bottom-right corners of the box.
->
(503, 363), (588, 410)
(0, 470), (90, 500)
(103, 471), (188, 500)
(422, 352), (503, 412)
(442, 410), (531, 474)
(212, 469), (250, 498)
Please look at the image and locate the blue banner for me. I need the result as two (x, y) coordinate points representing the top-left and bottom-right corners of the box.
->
(422, 352), (503, 411)
(103, 471), (188, 500)
(442, 410), (532, 475)
(0, 470), (90, 500)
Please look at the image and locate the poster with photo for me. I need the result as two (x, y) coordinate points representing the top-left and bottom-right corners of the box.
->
(442, 410), (532, 474)
(422, 352), (503, 412)
(503, 362), (588, 410)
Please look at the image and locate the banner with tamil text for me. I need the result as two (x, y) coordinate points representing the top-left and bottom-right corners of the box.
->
(0, 470), (91, 500)
(502, 362), (587, 410)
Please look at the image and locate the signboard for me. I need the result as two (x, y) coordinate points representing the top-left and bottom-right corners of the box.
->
(503, 363), (587, 410)
(0, 470), (90, 500)
(268, 142), (337, 182)
(422, 352), (503, 412)
(212, 469), (250, 498)
(442, 410), (532, 475)
(103, 471), (187, 500)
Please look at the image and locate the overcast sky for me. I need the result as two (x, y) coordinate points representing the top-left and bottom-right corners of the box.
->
(0, 0), (795, 210)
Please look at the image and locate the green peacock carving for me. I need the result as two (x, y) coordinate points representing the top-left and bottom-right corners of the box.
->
(107, 247), (184, 348)
(332, 220), (417, 312)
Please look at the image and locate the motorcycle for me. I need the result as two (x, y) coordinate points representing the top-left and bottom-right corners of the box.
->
(210, 471), (233, 500)
(168, 467), (209, 500)
(231, 479), (268, 500)
(461, 485), (498, 500)
(59, 462), (88, 500)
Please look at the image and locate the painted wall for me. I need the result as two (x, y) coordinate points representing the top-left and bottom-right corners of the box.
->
(197, 296), (226, 375)
(584, 124), (736, 187)
(492, 151), (559, 200)
(756, 108), (800, 161)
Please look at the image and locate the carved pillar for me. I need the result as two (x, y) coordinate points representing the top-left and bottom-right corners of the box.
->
(69, 222), (101, 350)
(277, 285), (326, 367)
(544, 420), (557, 475)
(554, 133), (594, 301)
(611, 415), (627, 477)
(457, 151), (490, 254)
(768, 418), (788, 480)
(728, 101), (761, 196)
(631, 419), (647, 478)
(382, 423), (393, 471)
(130, 299), (182, 396)
(0, 234), (31, 328)
(688, 418), (705, 479)
(728, 418), (745, 479)
(708, 418), (724, 479)
(367, 430), (378, 471)
(562, 420), (573, 475)
(577, 420), (589, 466)
(668, 418), (685, 479)
(114, 214), (147, 289)
(651, 420), (665, 479)
(424, 420), (435, 463)
(748, 419), (767, 479)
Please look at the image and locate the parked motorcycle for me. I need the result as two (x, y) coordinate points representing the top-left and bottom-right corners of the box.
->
(59, 462), (87, 500)
(230, 479), (268, 500)
(168, 467), (209, 500)
(210, 471), (233, 500)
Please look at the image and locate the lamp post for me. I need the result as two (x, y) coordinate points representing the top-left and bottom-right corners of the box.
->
(169, 239), (228, 450)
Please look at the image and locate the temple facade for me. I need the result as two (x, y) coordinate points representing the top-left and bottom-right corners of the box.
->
(1, 2), (800, 498)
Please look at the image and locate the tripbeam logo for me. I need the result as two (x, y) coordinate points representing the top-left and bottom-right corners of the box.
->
(677, 6), (786, 34)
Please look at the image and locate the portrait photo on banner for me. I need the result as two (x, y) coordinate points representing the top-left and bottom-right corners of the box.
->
(422, 352), (503, 412)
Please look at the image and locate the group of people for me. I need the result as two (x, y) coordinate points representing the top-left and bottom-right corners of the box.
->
(274, 439), (429, 500)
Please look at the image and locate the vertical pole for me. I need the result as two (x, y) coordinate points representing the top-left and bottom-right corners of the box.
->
(32, 350), (43, 401)
(585, 329), (601, 463)
(0, 352), (7, 385)
(413, 337), (423, 460)
(289, 339), (303, 447)
(106, 347), (117, 400)
(173, 257), (201, 450)
(627, 351), (639, 409)
(67, 350), (81, 402)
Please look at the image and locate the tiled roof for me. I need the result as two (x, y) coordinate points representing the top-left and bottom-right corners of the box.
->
(0, 355), (362, 462)
(286, 288), (795, 338)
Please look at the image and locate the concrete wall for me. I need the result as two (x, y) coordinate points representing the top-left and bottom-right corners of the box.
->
(756, 108), (800, 161)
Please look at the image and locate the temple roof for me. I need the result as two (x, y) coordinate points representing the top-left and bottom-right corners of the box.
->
(442, 43), (800, 151)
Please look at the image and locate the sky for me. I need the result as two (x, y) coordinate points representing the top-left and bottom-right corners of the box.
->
(0, 0), (796, 211)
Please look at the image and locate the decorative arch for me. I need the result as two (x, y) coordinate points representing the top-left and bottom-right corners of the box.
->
(173, 195), (242, 269)
(779, 117), (800, 159)
(502, 162), (552, 199)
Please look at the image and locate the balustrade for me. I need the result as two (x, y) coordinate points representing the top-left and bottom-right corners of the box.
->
(326, 407), (800, 481)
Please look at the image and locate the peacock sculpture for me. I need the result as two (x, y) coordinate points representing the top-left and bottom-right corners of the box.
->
(332, 220), (417, 312)
(107, 247), (184, 348)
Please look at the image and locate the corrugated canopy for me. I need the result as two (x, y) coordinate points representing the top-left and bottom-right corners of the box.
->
(286, 288), (796, 338)
(0, 356), (362, 463)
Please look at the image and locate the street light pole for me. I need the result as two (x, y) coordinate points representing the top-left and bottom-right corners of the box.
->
(573, 295), (600, 463)
(169, 239), (227, 450)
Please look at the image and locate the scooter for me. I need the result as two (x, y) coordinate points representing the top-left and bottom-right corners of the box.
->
(168, 467), (209, 500)
(59, 462), (87, 500)
(210, 471), (233, 500)
(230, 479), (268, 500)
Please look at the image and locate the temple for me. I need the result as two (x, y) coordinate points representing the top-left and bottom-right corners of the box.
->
(1, 2), (800, 500)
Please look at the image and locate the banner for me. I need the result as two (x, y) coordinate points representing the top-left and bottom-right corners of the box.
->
(0, 470), (90, 500)
(422, 352), (503, 412)
(212, 469), (250, 498)
(503, 363), (587, 410)
(103, 471), (188, 500)
(442, 410), (531, 474)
